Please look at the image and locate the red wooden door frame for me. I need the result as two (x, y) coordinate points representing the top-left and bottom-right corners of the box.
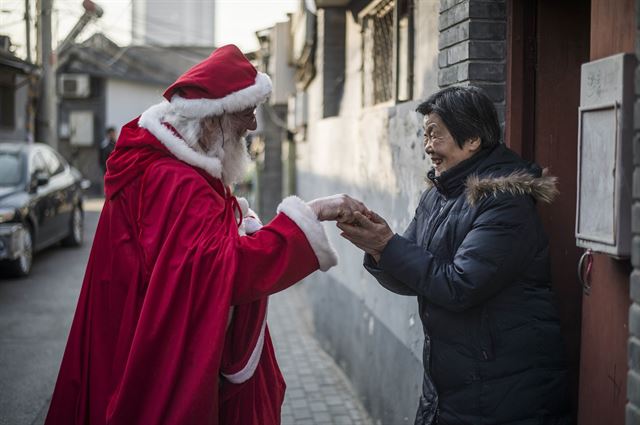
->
(505, 1), (589, 420)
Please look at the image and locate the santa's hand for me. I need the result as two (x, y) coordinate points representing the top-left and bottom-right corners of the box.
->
(307, 194), (370, 222)
(244, 208), (263, 234)
(236, 198), (263, 235)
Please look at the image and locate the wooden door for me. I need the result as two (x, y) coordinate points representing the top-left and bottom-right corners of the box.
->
(506, 0), (591, 420)
(507, 1), (635, 424)
(577, 1), (635, 424)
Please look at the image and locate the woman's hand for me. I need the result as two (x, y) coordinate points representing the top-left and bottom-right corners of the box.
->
(337, 211), (394, 262)
(307, 194), (370, 223)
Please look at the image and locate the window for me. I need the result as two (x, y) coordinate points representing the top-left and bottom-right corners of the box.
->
(0, 152), (23, 186)
(361, 0), (414, 106)
(396, 0), (413, 102)
(0, 72), (15, 128)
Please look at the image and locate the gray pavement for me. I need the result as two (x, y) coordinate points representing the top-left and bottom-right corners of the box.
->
(270, 286), (372, 425)
(0, 198), (372, 425)
(0, 202), (101, 425)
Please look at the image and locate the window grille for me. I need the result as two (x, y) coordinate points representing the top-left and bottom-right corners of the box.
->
(363, 0), (394, 105)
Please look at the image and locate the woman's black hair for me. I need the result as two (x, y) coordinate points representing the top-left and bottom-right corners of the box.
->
(416, 86), (501, 149)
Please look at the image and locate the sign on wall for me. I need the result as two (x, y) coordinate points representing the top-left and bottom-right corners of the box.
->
(69, 110), (94, 146)
(576, 53), (635, 258)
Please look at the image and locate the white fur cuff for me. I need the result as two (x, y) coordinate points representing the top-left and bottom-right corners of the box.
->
(277, 196), (338, 271)
(138, 102), (223, 179)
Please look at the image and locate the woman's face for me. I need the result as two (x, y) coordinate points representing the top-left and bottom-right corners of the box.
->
(423, 113), (478, 176)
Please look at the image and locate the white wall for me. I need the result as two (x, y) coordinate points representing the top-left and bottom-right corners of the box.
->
(105, 79), (165, 134)
(295, 3), (440, 420)
(299, 0), (440, 360)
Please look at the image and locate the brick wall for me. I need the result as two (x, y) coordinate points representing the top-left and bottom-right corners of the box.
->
(628, 1), (640, 422)
(437, 0), (506, 126)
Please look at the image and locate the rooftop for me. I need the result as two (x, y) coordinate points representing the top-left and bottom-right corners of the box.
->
(58, 33), (214, 85)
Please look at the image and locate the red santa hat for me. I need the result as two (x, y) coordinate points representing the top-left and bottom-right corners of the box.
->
(163, 44), (272, 119)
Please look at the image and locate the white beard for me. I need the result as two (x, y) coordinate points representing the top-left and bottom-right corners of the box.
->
(203, 116), (250, 186)
(164, 111), (250, 186)
(216, 130), (251, 187)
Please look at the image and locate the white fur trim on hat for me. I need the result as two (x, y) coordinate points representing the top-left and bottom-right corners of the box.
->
(138, 102), (223, 179)
(169, 72), (272, 119)
(277, 196), (338, 271)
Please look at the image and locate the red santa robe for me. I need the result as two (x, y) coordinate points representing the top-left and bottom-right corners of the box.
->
(45, 103), (338, 425)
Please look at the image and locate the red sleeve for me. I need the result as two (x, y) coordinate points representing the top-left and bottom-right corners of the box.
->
(229, 212), (320, 304)
(139, 161), (336, 305)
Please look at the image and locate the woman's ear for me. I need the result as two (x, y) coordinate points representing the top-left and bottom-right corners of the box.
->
(465, 136), (482, 154)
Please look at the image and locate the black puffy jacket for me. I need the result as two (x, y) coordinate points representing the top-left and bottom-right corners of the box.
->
(365, 144), (570, 425)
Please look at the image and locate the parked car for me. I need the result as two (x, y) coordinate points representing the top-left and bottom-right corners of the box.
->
(0, 142), (90, 277)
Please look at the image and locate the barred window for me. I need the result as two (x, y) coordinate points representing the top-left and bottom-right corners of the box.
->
(363, 0), (394, 105)
(361, 0), (414, 106)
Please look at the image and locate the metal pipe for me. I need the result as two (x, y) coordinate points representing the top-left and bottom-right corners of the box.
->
(25, 0), (31, 62)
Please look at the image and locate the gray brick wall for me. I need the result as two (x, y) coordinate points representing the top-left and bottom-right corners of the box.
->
(438, 0), (506, 127)
(630, 0), (640, 422)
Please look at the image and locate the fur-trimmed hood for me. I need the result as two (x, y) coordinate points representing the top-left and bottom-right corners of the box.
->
(465, 169), (558, 206)
(426, 144), (559, 207)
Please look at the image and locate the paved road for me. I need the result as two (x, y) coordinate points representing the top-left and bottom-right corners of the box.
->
(270, 286), (372, 425)
(0, 199), (371, 425)
(0, 202), (101, 425)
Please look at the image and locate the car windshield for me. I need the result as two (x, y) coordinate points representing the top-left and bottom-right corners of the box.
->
(0, 151), (24, 186)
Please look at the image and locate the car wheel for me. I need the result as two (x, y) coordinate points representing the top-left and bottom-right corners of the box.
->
(62, 206), (83, 247)
(6, 225), (33, 277)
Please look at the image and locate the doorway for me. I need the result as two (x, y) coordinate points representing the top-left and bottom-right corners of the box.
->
(506, 0), (591, 420)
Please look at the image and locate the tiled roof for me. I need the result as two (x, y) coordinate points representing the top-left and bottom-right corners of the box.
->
(58, 33), (213, 85)
(0, 49), (38, 74)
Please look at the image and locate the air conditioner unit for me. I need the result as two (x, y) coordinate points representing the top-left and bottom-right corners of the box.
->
(59, 74), (90, 98)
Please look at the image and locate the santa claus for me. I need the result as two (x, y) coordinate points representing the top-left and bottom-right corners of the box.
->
(45, 45), (366, 425)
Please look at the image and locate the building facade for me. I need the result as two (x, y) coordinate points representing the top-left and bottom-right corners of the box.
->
(261, 1), (640, 424)
(131, 0), (216, 46)
(286, 1), (440, 422)
(0, 37), (37, 143)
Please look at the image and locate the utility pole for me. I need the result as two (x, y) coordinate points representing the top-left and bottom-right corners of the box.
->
(25, 0), (31, 62)
(37, 0), (57, 149)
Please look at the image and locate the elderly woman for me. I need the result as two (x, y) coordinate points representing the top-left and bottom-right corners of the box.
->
(340, 86), (570, 425)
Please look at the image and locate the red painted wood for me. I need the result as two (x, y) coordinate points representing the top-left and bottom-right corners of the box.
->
(505, 0), (535, 161)
(578, 255), (631, 425)
(577, 1), (635, 424)
(533, 1), (591, 420)
(590, 0), (635, 60)
(507, 0), (634, 423)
